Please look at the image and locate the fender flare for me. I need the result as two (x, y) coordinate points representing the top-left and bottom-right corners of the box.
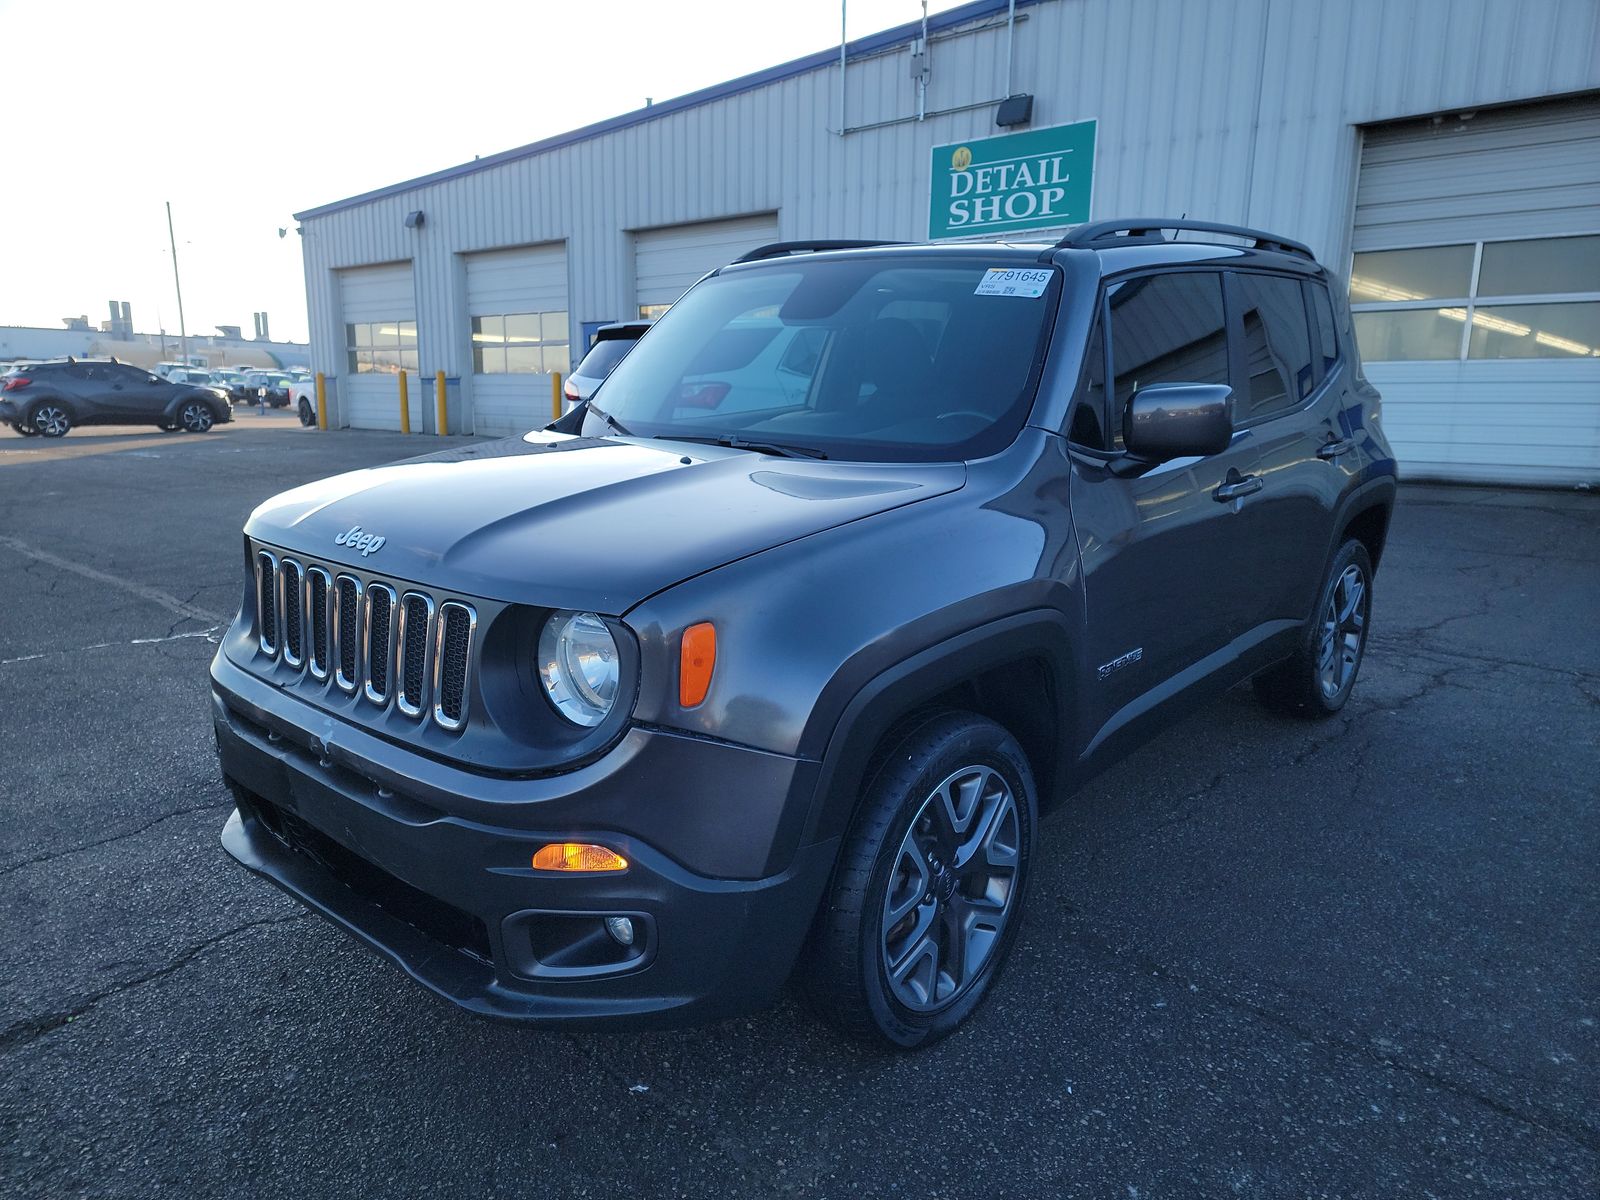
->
(798, 608), (1081, 849)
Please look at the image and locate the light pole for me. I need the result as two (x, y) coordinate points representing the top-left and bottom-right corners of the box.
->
(166, 201), (188, 366)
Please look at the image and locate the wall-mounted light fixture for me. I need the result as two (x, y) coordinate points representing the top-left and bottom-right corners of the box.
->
(404, 210), (426, 229)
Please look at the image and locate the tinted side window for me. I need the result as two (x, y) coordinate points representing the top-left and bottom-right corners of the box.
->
(1234, 273), (1314, 422)
(1309, 281), (1340, 378)
(1067, 306), (1108, 449)
(1109, 271), (1229, 447)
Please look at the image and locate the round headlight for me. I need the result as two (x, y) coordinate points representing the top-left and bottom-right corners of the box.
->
(537, 610), (619, 727)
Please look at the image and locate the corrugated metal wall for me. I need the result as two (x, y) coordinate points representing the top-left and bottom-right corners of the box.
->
(299, 0), (1600, 438)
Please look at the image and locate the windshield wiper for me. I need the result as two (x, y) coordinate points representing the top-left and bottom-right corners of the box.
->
(663, 434), (828, 460)
(587, 404), (633, 437)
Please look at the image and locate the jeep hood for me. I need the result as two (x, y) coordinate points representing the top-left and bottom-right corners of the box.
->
(245, 433), (965, 613)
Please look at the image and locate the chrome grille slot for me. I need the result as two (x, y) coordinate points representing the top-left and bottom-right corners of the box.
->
(279, 559), (304, 668)
(306, 567), (332, 680)
(364, 583), (397, 704)
(334, 575), (362, 692)
(256, 551), (279, 656)
(433, 602), (476, 731)
(396, 592), (435, 717)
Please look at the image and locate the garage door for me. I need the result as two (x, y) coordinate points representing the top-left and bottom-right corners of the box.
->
(1350, 95), (1600, 486)
(337, 263), (418, 430)
(465, 244), (569, 436)
(634, 213), (780, 319)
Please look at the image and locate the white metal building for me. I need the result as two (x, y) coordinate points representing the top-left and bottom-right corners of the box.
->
(295, 0), (1600, 486)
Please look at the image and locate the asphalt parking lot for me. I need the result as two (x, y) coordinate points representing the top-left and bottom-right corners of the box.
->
(1, 415), (1595, 1199)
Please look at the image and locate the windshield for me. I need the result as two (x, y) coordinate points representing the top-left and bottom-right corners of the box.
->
(573, 337), (638, 381)
(579, 255), (1059, 462)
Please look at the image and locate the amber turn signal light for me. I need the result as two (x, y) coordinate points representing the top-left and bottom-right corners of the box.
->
(680, 621), (716, 708)
(532, 842), (629, 872)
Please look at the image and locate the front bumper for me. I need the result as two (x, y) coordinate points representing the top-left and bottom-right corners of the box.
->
(213, 664), (837, 1028)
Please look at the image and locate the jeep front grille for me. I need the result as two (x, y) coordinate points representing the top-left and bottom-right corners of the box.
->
(253, 551), (475, 733)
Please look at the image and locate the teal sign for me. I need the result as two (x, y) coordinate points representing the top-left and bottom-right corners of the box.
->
(928, 119), (1096, 240)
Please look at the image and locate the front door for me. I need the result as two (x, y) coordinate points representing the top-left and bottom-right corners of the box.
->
(1064, 269), (1264, 753)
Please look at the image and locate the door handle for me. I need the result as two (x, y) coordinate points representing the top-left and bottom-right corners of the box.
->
(1317, 437), (1355, 459)
(1213, 474), (1263, 502)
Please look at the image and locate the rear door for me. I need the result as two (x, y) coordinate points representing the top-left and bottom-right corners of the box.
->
(1066, 268), (1264, 747)
(1225, 271), (1345, 630)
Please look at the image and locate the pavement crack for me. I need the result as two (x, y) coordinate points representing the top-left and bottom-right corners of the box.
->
(1065, 923), (1600, 1156)
(0, 798), (234, 878)
(0, 914), (305, 1053)
(0, 534), (226, 625)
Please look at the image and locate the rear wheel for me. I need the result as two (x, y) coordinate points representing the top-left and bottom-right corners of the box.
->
(298, 397), (316, 426)
(178, 400), (215, 433)
(799, 711), (1035, 1049)
(30, 403), (71, 438)
(1254, 539), (1373, 717)
(12, 422), (39, 437)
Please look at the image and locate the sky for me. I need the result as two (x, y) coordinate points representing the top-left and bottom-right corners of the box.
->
(0, 0), (969, 344)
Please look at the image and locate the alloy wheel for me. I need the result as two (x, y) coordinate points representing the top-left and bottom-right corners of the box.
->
(1318, 563), (1367, 699)
(33, 405), (69, 437)
(181, 402), (214, 432)
(881, 764), (1021, 1013)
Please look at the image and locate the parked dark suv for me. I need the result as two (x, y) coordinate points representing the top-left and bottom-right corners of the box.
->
(213, 220), (1396, 1047)
(2, 359), (232, 437)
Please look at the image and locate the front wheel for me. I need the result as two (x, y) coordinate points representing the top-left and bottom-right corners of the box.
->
(799, 711), (1036, 1049)
(30, 403), (71, 438)
(1254, 539), (1373, 717)
(178, 401), (216, 433)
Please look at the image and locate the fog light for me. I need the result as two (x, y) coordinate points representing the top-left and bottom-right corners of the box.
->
(604, 916), (635, 946)
(532, 842), (629, 872)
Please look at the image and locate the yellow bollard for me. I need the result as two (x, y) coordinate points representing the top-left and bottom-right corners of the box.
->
(435, 371), (448, 436)
(398, 371), (411, 434)
(551, 371), (563, 423)
(315, 372), (328, 431)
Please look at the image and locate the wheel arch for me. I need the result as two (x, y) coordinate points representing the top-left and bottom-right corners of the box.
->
(800, 610), (1081, 850)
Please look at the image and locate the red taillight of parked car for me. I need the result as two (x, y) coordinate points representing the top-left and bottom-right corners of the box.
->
(2, 376), (31, 391)
(563, 378), (581, 403)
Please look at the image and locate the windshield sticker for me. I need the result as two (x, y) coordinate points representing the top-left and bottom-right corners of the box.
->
(974, 267), (1054, 298)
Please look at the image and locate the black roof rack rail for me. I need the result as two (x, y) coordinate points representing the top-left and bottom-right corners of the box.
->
(1053, 218), (1314, 260)
(732, 239), (903, 264)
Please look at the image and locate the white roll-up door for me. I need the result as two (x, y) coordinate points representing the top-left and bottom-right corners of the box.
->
(1350, 96), (1600, 486)
(633, 214), (780, 318)
(337, 262), (417, 430)
(464, 243), (569, 436)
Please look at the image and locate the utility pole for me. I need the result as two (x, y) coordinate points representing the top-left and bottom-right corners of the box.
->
(166, 201), (188, 366)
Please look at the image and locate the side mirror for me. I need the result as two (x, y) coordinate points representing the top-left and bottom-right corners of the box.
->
(1124, 383), (1234, 462)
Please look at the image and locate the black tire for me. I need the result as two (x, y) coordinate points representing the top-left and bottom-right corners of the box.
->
(298, 397), (315, 426)
(178, 399), (216, 433)
(1254, 538), (1373, 718)
(29, 402), (71, 438)
(12, 422), (39, 437)
(798, 710), (1036, 1049)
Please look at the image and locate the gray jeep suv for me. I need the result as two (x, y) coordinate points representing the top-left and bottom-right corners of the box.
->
(212, 220), (1397, 1048)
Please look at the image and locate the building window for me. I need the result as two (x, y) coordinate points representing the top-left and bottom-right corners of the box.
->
(471, 311), (570, 375)
(638, 303), (672, 321)
(346, 321), (418, 374)
(1350, 234), (1600, 361)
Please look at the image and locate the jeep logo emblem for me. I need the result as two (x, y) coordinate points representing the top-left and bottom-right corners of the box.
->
(335, 525), (386, 557)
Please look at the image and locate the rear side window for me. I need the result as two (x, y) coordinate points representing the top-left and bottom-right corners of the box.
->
(1108, 271), (1229, 448)
(1308, 281), (1340, 378)
(1234, 273), (1315, 422)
